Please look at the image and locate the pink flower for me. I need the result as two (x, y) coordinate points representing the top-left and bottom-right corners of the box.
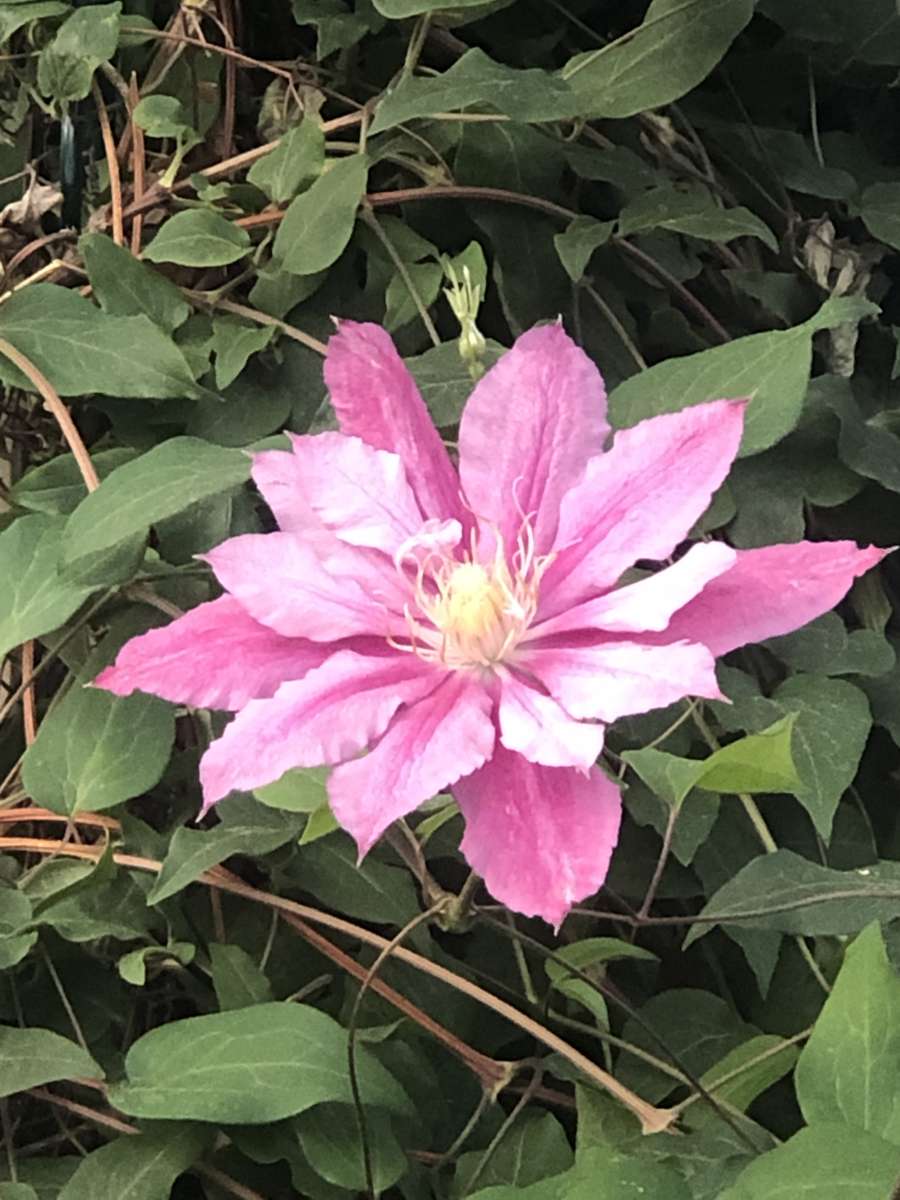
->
(96, 323), (888, 927)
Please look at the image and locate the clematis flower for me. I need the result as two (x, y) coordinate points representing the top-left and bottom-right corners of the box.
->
(97, 322), (888, 927)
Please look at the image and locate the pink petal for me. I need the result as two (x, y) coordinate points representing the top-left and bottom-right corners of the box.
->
(256, 433), (426, 553)
(662, 541), (891, 657)
(93, 595), (336, 711)
(251, 448), (327, 538)
(204, 532), (408, 641)
(458, 325), (609, 558)
(199, 650), (443, 808)
(328, 672), (495, 856)
(516, 639), (722, 723)
(527, 542), (736, 641)
(542, 400), (746, 614)
(454, 746), (622, 928)
(497, 668), (604, 769)
(324, 321), (465, 526)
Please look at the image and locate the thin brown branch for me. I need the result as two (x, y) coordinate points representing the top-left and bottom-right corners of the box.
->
(92, 79), (124, 247)
(20, 642), (36, 745)
(0, 339), (99, 492)
(128, 73), (145, 255)
(0, 836), (674, 1134)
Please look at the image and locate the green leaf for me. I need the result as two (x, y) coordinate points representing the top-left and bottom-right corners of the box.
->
(623, 716), (799, 809)
(61, 437), (250, 568)
(545, 938), (657, 1027)
(719, 1124), (900, 1200)
(80, 233), (190, 334)
(0, 516), (96, 662)
(0, 1027), (100, 1097)
(210, 943), (274, 1011)
(0, 4), (67, 43)
(274, 154), (368, 275)
(254, 767), (330, 814)
(372, 0), (501, 16)
(562, 0), (753, 120)
(143, 210), (251, 268)
(10, 448), (137, 516)
(21, 684), (174, 816)
(385, 261), (443, 331)
(406, 340), (504, 426)
(148, 801), (302, 904)
(0, 284), (206, 400)
(608, 296), (880, 456)
(37, 2), (120, 102)
(796, 923), (900, 1143)
(617, 988), (751, 1103)
(211, 316), (274, 389)
(294, 833), (418, 925)
(554, 217), (614, 281)
(690, 1034), (799, 1125)
(57, 1125), (209, 1200)
(131, 95), (196, 140)
(860, 181), (900, 249)
(108, 1002), (410, 1122)
(454, 1112), (573, 1194)
(297, 1104), (407, 1193)
(291, 0), (376, 58)
(370, 49), (577, 134)
(0, 889), (37, 970)
(716, 673), (873, 840)
(685, 849), (900, 946)
(247, 121), (325, 203)
(618, 187), (777, 250)
(470, 1145), (691, 1200)
(0, 1186), (38, 1200)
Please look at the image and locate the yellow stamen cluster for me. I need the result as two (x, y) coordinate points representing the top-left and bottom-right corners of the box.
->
(393, 521), (553, 670)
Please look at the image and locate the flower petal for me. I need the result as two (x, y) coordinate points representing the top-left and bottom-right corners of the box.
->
(542, 400), (746, 613)
(527, 542), (736, 640)
(93, 595), (336, 711)
(199, 650), (443, 808)
(204, 532), (407, 641)
(324, 321), (465, 525)
(256, 432), (426, 553)
(454, 746), (622, 928)
(497, 668), (604, 769)
(328, 672), (495, 856)
(517, 639), (722, 723)
(251, 448), (326, 537)
(662, 541), (891, 656)
(459, 325), (609, 557)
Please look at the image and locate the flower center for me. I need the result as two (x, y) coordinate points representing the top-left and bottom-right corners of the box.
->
(438, 562), (508, 662)
(392, 518), (554, 670)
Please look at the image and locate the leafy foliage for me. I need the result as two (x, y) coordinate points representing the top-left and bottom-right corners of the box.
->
(0, 1), (899, 1197)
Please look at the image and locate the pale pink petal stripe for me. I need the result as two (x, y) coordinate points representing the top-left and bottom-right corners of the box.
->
(527, 542), (736, 641)
(455, 746), (622, 929)
(199, 650), (444, 808)
(259, 433), (426, 553)
(94, 596), (337, 711)
(251, 448), (328, 540)
(324, 321), (465, 525)
(459, 325), (609, 558)
(661, 541), (891, 657)
(517, 639), (722, 723)
(542, 400), (746, 614)
(328, 672), (495, 856)
(497, 668), (604, 769)
(204, 532), (408, 641)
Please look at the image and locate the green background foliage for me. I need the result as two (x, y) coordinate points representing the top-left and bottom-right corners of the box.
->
(0, 1), (899, 1196)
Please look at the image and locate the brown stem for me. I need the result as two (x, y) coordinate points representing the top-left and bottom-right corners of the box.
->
(92, 79), (124, 247)
(0, 339), (99, 491)
(0, 837), (674, 1133)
